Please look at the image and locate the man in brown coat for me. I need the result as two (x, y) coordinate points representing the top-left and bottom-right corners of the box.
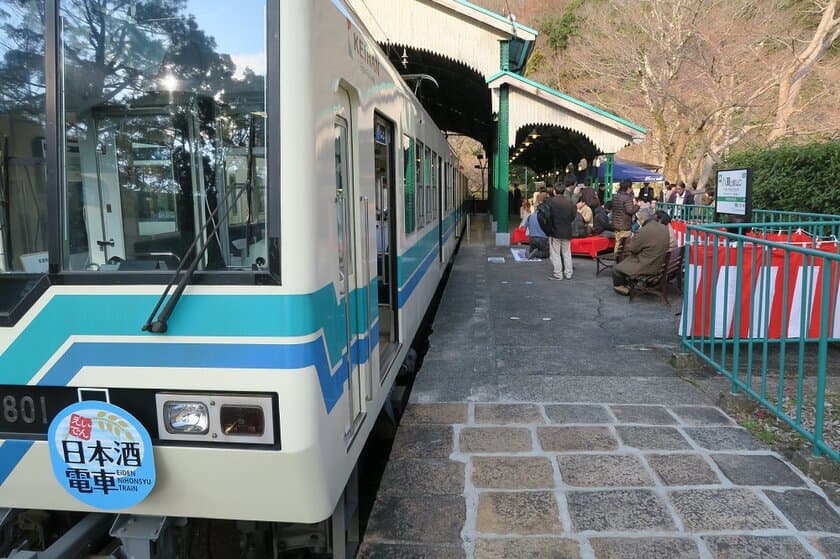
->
(611, 179), (639, 253)
(613, 208), (670, 296)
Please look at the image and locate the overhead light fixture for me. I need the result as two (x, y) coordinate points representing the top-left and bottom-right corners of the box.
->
(401, 47), (409, 69)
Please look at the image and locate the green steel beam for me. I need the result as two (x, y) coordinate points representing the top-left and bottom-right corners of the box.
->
(495, 85), (510, 233)
(492, 41), (511, 233)
(603, 153), (614, 202)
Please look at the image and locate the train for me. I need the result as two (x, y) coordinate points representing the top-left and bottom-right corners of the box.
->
(0, 0), (466, 556)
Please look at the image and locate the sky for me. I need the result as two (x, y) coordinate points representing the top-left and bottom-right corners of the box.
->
(185, 0), (266, 77)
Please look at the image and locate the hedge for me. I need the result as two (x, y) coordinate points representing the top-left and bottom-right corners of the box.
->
(721, 141), (840, 215)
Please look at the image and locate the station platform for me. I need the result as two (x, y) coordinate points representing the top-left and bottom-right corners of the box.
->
(358, 215), (840, 559)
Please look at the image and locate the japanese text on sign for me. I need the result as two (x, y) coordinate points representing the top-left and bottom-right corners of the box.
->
(48, 402), (156, 509)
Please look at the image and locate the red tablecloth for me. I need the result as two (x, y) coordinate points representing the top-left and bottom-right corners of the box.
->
(511, 228), (614, 258)
(571, 236), (615, 258)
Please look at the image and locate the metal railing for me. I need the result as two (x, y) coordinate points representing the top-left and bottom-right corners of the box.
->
(681, 219), (840, 461)
(752, 210), (840, 239)
(656, 202), (716, 223)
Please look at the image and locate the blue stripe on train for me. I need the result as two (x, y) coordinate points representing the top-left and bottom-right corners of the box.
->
(0, 213), (462, 484)
(0, 324), (378, 485)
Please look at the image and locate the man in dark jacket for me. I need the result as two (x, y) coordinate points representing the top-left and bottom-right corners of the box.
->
(638, 182), (655, 205)
(547, 185), (577, 280)
(611, 179), (639, 253)
(668, 181), (695, 205)
(613, 208), (671, 295)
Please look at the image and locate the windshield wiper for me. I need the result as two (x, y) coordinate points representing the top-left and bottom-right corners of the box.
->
(141, 185), (247, 333)
(1, 137), (11, 272)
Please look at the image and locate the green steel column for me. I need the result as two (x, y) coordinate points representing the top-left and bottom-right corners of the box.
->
(603, 153), (615, 202)
(491, 140), (500, 223)
(495, 85), (510, 233)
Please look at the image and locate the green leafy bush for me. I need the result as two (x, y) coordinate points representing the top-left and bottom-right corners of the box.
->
(721, 142), (840, 214)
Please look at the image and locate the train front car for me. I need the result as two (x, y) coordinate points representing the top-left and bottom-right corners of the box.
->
(0, 0), (407, 556)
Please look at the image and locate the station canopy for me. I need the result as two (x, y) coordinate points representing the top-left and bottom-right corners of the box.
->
(597, 160), (665, 183)
(349, 0), (646, 168)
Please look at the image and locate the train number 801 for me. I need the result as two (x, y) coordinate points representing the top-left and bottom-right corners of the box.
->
(3, 395), (49, 425)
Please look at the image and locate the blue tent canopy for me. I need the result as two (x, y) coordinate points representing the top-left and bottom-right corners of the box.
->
(597, 160), (664, 182)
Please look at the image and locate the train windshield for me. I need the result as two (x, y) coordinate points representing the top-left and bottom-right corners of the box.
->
(0, 1), (47, 278)
(60, 0), (268, 272)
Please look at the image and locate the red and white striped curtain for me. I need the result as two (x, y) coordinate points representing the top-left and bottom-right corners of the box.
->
(675, 225), (840, 340)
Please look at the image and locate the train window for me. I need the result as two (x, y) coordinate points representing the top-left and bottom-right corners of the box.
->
(402, 135), (415, 234)
(444, 162), (450, 213)
(434, 154), (440, 220)
(335, 119), (352, 277)
(60, 0), (268, 272)
(415, 141), (424, 229)
(437, 155), (443, 218)
(0, 0), (47, 277)
(430, 151), (435, 223)
(424, 145), (432, 225)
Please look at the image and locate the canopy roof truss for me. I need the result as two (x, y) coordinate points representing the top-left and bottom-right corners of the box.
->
(489, 71), (646, 157)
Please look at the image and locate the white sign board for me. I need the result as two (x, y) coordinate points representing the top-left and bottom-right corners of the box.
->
(716, 169), (750, 217)
(19, 251), (49, 273)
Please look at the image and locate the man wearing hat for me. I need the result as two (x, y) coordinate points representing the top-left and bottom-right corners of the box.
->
(613, 207), (671, 296)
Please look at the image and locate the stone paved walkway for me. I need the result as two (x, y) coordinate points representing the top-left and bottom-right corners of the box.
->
(358, 217), (840, 558)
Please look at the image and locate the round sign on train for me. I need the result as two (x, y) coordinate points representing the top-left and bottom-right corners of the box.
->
(48, 401), (156, 509)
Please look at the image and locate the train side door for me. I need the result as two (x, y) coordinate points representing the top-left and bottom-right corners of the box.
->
(373, 115), (400, 378)
(334, 94), (365, 437)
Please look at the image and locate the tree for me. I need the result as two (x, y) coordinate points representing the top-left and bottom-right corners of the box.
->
(519, 0), (840, 186)
(0, 0), (46, 118)
(767, 0), (840, 141)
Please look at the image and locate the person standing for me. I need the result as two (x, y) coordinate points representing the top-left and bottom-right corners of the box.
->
(611, 179), (639, 253)
(512, 184), (522, 217)
(547, 185), (576, 280)
(638, 182), (655, 209)
(668, 181), (694, 205)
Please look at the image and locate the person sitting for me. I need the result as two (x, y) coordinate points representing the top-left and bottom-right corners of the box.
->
(576, 199), (593, 233)
(654, 209), (678, 248)
(593, 202), (614, 238)
(525, 193), (549, 259)
(613, 208), (670, 296)
(578, 179), (601, 209)
(519, 198), (532, 226)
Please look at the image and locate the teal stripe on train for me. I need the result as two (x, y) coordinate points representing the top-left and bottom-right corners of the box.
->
(0, 282), (372, 387)
(0, 208), (463, 388)
(398, 210), (458, 287)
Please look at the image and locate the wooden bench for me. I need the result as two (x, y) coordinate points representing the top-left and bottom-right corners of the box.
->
(627, 246), (684, 305)
(595, 237), (627, 276)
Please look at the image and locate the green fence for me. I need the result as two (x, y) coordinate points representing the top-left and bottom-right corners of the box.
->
(658, 203), (840, 236)
(657, 202), (716, 223)
(680, 219), (840, 461)
(751, 210), (840, 240)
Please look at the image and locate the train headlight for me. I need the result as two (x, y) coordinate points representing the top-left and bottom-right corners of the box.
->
(163, 401), (210, 434)
(155, 393), (276, 445)
(220, 405), (265, 436)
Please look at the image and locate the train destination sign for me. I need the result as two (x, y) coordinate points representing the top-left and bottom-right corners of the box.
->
(716, 168), (752, 217)
(48, 401), (156, 509)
